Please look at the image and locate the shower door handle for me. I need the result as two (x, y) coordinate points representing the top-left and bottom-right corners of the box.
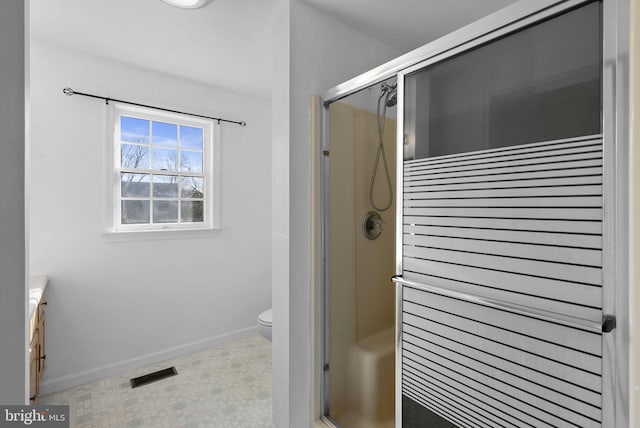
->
(391, 275), (602, 333)
(602, 315), (616, 333)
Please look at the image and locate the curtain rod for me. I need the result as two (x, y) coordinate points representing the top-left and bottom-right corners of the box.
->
(62, 87), (247, 127)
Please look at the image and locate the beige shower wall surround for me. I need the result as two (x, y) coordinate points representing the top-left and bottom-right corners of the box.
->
(328, 101), (396, 423)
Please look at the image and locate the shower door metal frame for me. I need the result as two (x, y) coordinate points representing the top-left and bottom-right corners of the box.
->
(319, 0), (630, 426)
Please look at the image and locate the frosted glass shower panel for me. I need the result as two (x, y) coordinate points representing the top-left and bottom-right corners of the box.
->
(403, 2), (601, 161)
(399, 3), (605, 426)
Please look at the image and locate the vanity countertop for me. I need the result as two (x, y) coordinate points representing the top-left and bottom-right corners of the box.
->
(29, 275), (48, 321)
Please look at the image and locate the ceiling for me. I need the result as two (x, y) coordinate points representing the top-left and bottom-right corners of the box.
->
(30, 0), (518, 99)
(304, 0), (518, 53)
(30, 0), (279, 98)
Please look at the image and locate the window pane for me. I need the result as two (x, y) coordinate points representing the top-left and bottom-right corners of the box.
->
(180, 126), (203, 150)
(180, 151), (203, 173)
(152, 148), (178, 171)
(121, 173), (150, 197)
(153, 175), (178, 197)
(121, 144), (150, 169)
(403, 2), (601, 160)
(180, 177), (204, 199)
(121, 116), (149, 143)
(152, 121), (178, 147)
(153, 200), (178, 223)
(122, 200), (150, 224)
(181, 201), (204, 223)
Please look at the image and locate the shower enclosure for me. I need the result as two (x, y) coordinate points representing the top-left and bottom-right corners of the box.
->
(325, 84), (398, 428)
(320, 0), (629, 427)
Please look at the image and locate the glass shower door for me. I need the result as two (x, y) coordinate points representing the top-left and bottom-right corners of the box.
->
(397, 3), (605, 427)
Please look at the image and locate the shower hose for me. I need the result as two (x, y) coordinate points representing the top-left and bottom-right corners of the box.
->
(369, 84), (395, 212)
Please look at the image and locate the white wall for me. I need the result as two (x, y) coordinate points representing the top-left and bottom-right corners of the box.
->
(0, 0), (28, 405)
(270, 1), (402, 426)
(630, 0), (639, 424)
(271, 1), (291, 426)
(30, 41), (272, 392)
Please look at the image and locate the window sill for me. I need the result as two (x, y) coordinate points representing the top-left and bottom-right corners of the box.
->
(103, 227), (222, 243)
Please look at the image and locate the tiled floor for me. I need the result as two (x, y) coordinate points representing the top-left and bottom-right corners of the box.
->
(39, 335), (272, 428)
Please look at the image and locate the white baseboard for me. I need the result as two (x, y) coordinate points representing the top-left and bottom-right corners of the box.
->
(39, 325), (259, 396)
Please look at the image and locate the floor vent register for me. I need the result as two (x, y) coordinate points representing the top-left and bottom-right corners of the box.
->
(130, 367), (178, 388)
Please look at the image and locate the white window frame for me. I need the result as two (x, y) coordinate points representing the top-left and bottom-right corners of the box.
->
(106, 102), (220, 233)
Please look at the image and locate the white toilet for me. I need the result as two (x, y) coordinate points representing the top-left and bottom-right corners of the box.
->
(258, 309), (272, 341)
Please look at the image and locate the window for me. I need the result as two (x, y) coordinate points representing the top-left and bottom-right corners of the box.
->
(110, 104), (218, 232)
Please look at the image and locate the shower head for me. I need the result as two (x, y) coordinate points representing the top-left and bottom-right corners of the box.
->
(385, 93), (397, 107)
(381, 82), (397, 107)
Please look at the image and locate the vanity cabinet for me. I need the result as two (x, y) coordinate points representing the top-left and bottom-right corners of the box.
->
(29, 298), (46, 403)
